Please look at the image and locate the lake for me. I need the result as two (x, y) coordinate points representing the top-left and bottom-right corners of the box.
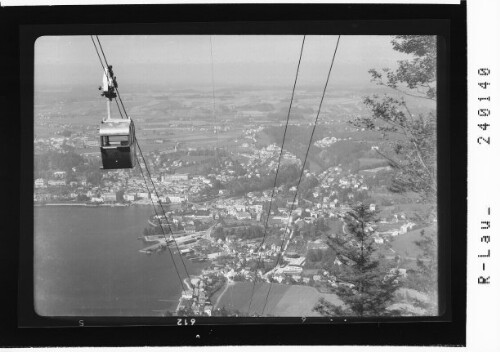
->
(34, 206), (206, 317)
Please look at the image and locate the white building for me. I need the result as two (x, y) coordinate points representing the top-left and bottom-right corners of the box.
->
(102, 193), (117, 202)
(389, 268), (407, 279)
(250, 204), (263, 212)
(282, 265), (303, 275)
(34, 178), (46, 188)
(234, 204), (246, 212)
(47, 179), (66, 186)
(274, 275), (285, 283)
(400, 222), (416, 234)
(182, 291), (193, 299)
(123, 194), (135, 201)
(285, 256), (306, 267)
(151, 194), (168, 203)
(203, 305), (213, 316)
(167, 195), (186, 204)
(53, 171), (67, 179)
(235, 212), (251, 220)
(162, 173), (190, 182)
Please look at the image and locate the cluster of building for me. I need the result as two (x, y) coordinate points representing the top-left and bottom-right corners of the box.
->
(34, 126), (100, 154)
(239, 143), (301, 173)
(177, 276), (214, 316)
(314, 136), (350, 148)
(33, 161), (216, 205)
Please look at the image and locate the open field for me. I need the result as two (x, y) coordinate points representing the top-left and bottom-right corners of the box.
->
(214, 282), (342, 316)
(213, 281), (282, 315)
(374, 224), (437, 269)
(272, 285), (343, 316)
(389, 224), (437, 258)
(357, 157), (388, 170)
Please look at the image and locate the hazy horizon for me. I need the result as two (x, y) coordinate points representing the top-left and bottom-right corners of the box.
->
(35, 35), (410, 90)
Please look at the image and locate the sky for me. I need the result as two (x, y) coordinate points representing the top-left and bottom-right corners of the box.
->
(35, 35), (410, 90)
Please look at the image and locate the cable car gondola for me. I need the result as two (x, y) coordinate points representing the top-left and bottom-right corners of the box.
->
(99, 118), (136, 169)
(98, 65), (136, 169)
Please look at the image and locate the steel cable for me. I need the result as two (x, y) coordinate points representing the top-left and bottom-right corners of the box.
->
(246, 35), (306, 315)
(260, 35), (341, 316)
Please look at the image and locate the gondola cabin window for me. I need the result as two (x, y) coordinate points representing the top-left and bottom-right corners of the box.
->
(101, 135), (130, 147)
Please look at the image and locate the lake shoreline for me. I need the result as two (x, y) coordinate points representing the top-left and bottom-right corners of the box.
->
(34, 206), (207, 316)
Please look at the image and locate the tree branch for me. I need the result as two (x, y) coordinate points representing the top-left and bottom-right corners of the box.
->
(399, 101), (437, 188)
(375, 81), (436, 101)
(373, 148), (436, 194)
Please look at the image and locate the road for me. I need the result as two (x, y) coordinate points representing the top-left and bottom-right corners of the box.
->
(214, 279), (235, 309)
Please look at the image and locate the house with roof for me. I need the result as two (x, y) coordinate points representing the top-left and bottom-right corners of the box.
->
(102, 192), (117, 202)
(235, 211), (251, 220)
(53, 171), (67, 179)
(34, 178), (46, 188)
(48, 179), (66, 186)
(203, 305), (213, 316)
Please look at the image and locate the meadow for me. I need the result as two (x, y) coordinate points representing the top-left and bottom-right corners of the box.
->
(214, 282), (342, 317)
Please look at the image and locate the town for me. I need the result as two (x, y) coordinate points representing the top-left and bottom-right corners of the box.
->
(34, 85), (437, 317)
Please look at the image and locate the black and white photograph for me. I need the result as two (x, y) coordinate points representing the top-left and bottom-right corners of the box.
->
(1, 0), (482, 348)
(33, 34), (439, 318)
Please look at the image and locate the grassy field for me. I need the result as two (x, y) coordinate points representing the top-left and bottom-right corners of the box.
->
(214, 282), (283, 315)
(358, 158), (387, 170)
(214, 282), (342, 317)
(272, 285), (343, 316)
(389, 224), (437, 259)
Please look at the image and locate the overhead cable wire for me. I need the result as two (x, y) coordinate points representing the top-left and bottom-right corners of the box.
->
(260, 35), (341, 316)
(95, 35), (111, 70)
(136, 140), (192, 283)
(94, 35), (130, 122)
(91, 35), (192, 285)
(91, 35), (113, 97)
(135, 149), (187, 294)
(91, 35), (124, 120)
(115, 99), (125, 119)
(209, 35), (219, 157)
(91, 36), (106, 73)
(208, 35), (227, 242)
(246, 35), (306, 315)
